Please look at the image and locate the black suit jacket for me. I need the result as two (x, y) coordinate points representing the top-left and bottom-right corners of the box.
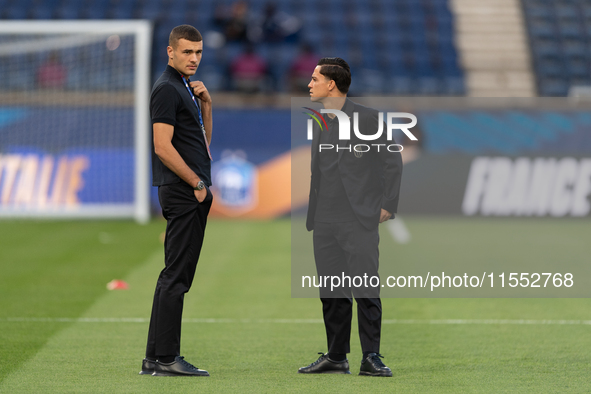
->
(306, 98), (403, 231)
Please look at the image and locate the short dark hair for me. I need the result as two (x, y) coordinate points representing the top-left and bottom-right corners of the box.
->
(169, 25), (202, 48)
(317, 57), (351, 94)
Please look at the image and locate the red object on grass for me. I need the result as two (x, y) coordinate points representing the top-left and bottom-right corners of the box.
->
(107, 279), (129, 290)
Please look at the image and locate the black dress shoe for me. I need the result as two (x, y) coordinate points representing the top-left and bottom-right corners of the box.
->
(359, 353), (392, 377)
(139, 358), (155, 375)
(152, 356), (210, 376)
(298, 353), (351, 374)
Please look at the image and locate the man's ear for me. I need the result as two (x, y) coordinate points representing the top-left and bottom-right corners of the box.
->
(327, 80), (335, 92)
(167, 46), (173, 59)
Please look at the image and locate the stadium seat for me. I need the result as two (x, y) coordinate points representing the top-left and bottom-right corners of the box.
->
(444, 75), (465, 96)
(561, 39), (588, 57)
(538, 78), (570, 96)
(82, 2), (109, 19)
(524, 4), (553, 19)
(55, 2), (83, 19)
(30, 5), (55, 19)
(532, 39), (561, 58)
(529, 20), (556, 39)
(536, 58), (565, 77)
(4, 4), (29, 19)
(556, 4), (578, 19)
(565, 58), (591, 78)
(136, 1), (162, 20)
(523, 0), (591, 96)
(110, 0), (136, 19)
(558, 21), (584, 38)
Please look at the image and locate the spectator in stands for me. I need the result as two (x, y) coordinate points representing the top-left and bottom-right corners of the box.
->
(249, 1), (302, 43)
(215, 1), (253, 43)
(289, 43), (319, 92)
(230, 44), (269, 93)
(37, 52), (67, 89)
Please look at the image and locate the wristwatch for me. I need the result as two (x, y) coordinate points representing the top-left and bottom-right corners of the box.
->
(194, 181), (205, 191)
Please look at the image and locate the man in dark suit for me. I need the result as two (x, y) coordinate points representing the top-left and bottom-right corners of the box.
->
(298, 57), (403, 377)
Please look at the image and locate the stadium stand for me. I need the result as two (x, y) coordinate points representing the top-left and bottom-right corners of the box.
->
(0, 0), (466, 95)
(449, 0), (536, 97)
(522, 0), (591, 96)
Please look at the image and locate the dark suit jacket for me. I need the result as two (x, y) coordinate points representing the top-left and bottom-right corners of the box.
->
(306, 98), (404, 231)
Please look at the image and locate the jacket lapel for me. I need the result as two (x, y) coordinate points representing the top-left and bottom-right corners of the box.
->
(338, 100), (354, 162)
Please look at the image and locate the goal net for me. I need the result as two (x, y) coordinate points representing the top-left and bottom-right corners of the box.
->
(0, 21), (151, 223)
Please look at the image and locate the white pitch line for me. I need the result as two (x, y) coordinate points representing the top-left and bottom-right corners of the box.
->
(382, 319), (591, 325)
(2, 317), (591, 325)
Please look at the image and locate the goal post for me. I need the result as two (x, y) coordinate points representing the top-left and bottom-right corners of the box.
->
(0, 20), (152, 223)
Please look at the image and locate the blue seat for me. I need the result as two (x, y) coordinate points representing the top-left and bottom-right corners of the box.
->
(357, 69), (386, 94)
(53, 0), (82, 18)
(31, 5), (55, 19)
(561, 39), (588, 57)
(199, 64), (226, 91)
(538, 78), (570, 96)
(417, 76), (440, 95)
(565, 58), (591, 78)
(555, 4), (578, 19)
(379, 11), (400, 28)
(83, 2), (109, 19)
(5, 5), (29, 19)
(524, 4), (553, 19)
(529, 20), (556, 38)
(112, 9), (133, 19)
(523, 0), (553, 5)
(532, 40), (561, 58)
(444, 76), (465, 95)
(558, 21), (584, 38)
(414, 57), (435, 78)
(301, 12), (322, 29)
(354, 10), (374, 27)
(441, 55), (462, 77)
(322, 12), (345, 29)
(165, 9), (189, 26)
(388, 75), (414, 95)
(570, 76), (591, 87)
(112, 0), (135, 19)
(536, 58), (565, 77)
(301, 28), (323, 44)
(137, 3), (162, 20)
(360, 46), (379, 70)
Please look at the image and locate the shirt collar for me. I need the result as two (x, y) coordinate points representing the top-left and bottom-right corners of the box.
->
(164, 65), (186, 82)
(341, 97), (354, 117)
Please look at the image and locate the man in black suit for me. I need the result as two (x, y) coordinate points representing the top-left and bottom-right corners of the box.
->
(298, 57), (403, 377)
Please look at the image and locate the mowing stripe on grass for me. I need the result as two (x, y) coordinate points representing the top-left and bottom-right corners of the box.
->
(4, 317), (591, 325)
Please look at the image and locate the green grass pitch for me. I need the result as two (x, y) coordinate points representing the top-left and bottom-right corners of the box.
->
(1, 217), (591, 393)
